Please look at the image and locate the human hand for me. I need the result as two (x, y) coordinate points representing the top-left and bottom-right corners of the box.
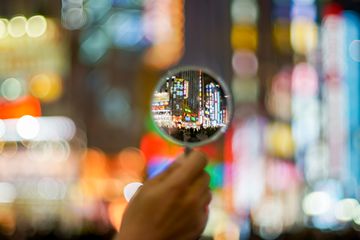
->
(117, 151), (211, 240)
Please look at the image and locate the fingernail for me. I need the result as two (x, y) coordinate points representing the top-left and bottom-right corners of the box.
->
(123, 182), (143, 202)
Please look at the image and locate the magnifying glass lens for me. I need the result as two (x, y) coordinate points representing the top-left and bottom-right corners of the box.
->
(151, 67), (232, 147)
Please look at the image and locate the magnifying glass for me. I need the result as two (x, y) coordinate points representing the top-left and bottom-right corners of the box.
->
(124, 66), (233, 201)
(151, 66), (233, 153)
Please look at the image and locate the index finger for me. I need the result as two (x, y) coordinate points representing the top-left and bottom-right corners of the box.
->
(166, 150), (208, 187)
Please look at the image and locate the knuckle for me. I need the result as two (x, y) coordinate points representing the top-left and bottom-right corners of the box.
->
(169, 179), (187, 190)
(185, 195), (198, 208)
(203, 172), (211, 185)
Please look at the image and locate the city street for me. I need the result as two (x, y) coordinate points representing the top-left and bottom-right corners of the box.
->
(152, 69), (229, 143)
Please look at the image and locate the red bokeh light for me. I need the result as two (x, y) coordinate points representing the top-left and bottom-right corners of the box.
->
(0, 96), (41, 119)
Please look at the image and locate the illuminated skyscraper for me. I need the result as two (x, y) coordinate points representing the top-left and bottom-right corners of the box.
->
(198, 70), (204, 124)
(161, 70), (226, 128)
(205, 83), (223, 127)
(179, 70), (200, 113)
(169, 76), (186, 116)
(152, 91), (172, 127)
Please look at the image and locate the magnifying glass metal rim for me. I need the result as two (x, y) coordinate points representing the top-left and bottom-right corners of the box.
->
(150, 65), (234, 148)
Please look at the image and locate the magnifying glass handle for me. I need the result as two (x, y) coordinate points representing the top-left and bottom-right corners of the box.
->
(184, 146), (192, 156)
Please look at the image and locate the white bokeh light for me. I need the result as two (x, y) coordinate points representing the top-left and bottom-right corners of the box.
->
(0, 77), (23, 101)
(334, 198), (359, 222)
(37, 178), (66, 200)
(0, 182), (17, 203)
(26, 15), (47, 37)
(8, 16), (27, 38)
(302, 191), (333, 216)
(349, 40), (360, 62)
(0, 120), (5, 138)
(16, 115), (40, 140)
(123, 182), (143, 202)
(0, 19), (8, 38)
(353, 205), (360, 225)
(62, 8), (87, 30)
(0, 117), (75, 142)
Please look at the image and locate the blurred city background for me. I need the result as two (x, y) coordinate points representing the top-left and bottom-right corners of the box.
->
(0, 0), (360, 239)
